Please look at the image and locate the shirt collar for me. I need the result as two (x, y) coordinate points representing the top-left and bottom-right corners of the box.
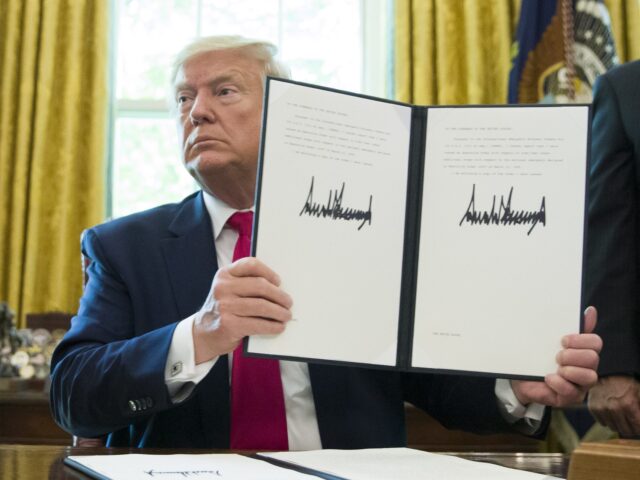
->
(202, 190), (254, 241)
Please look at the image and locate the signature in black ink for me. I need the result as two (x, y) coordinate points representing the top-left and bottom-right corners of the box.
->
(299, 176), (373, 230)
(144, 469), (222, 477)
(459, 184), (546, 235)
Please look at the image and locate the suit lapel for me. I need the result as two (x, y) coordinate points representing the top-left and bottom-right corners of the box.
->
(161, 192), (219, 320)
(308, 363), (339, 447)
(160, 192), (231, 447)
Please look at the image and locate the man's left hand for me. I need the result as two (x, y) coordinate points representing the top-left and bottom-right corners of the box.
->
(511, 306), (602, 408)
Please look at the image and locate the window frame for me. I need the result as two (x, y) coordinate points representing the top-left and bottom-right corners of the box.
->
(106, 0), (391, 219)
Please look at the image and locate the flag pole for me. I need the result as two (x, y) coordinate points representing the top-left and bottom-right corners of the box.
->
(561, 0), (576, 101)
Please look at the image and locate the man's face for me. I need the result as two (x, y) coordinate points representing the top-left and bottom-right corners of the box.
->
(174, 49), (264, 207)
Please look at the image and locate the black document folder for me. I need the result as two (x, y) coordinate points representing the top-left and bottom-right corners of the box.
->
(248, 77), (590, 380)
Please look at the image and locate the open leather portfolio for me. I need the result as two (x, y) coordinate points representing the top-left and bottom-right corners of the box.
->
(247, 77), (591, 380)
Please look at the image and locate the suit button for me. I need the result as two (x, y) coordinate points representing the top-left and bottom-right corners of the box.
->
(128, 400), (137, 412)
(134, 399), (142, 411)
(145, 397), (154, 409)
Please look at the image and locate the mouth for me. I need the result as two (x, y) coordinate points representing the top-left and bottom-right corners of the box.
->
(187, 135), (225, 155)
(192, 135), (219, 146)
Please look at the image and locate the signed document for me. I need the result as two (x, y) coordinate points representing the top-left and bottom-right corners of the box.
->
(260, 448), (549, 480)
(64, 453), (315, 480)
(249, 77), (589, 379)
(65, 449), (548, 480)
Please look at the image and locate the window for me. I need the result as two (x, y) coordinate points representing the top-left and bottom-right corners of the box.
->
(110, 0), (391, 218)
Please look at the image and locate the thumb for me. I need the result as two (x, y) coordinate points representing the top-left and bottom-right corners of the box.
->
(583, 306), (597, 334)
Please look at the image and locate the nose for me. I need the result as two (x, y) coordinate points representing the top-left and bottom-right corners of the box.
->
(189, 92), (215, 126)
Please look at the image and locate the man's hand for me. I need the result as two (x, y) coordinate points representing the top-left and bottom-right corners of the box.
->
(193, 257), (292, 364)
(512, 306), (602, 408)
(588, 375), (640, 437)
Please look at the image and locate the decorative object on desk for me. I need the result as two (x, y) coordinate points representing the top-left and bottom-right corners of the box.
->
(0, 303), (19, 347)
(567, 439), (640, 480)
(0, 302), (20, 378)
(0, 304), (68, 391)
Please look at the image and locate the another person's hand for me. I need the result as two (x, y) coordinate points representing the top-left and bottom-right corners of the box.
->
(588, 375), (640, 437)
(512, 306), (602, 408)
(193, 257), (292, 364)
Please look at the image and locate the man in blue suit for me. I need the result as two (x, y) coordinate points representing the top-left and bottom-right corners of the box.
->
(50, 36), (602, 449)
(586, 60), (640, 437)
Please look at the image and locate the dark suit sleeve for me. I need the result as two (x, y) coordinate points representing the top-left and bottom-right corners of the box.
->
(50, 228), (178, 438)
(585, 70), (640, 377)
(401, 373), (535, 436)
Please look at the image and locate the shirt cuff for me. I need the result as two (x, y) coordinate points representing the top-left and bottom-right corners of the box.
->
(495, 378), (546, 434)
(165, 314), (217, 403)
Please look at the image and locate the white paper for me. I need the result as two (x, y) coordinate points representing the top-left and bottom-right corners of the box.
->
(66, 453), (314, 480)
(261, 448), (552, 480)
(250, 79), (412, 365)
(412, 106), (588, 377)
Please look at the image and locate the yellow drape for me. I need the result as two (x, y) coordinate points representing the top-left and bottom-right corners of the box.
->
(395, 0), (640, 105)
(394, 0), (638, 453)
(0, 0), (108, 327)
(395, 0), (520, 104)
(605, 0), (640, 62)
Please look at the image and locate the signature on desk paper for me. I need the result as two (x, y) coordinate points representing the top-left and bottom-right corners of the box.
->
(144, 469), (222, 477)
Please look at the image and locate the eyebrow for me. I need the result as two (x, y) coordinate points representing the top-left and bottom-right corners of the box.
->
(173, 71), (248, 94)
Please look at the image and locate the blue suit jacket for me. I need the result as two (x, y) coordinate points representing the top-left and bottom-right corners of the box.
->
(50, 191), (521, 448)
(586, 60), (640, 378)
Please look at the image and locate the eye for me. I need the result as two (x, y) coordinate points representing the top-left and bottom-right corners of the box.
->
(217, 86), (240, 98)
(219, 88), (232, 96)
(175, 93), (193, 107)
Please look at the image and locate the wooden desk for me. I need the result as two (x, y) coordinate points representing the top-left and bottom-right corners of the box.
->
(0, 391), (71, 445)
(0, 444), (569, 479)
(0, 390), (540, 452)
(405, 404), (541, 452)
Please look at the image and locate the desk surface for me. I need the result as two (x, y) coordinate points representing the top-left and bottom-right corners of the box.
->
(0, 390), (541, 451)
(0, 444), (569, 479)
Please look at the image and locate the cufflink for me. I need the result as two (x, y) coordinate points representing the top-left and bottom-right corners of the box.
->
(171, 361), (183, 377)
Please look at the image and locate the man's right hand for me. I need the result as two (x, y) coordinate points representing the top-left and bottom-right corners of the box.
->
(192, 257), (292, 364)
(588, 375), (640, 437)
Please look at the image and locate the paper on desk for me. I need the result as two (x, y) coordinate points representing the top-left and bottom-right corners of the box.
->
(260, 448), (554, 480)
(65, 453), (315, 480)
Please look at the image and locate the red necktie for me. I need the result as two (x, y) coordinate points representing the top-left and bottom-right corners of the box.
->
(227, 211), (289, 450)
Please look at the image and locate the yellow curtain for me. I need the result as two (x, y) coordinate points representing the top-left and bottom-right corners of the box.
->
(395, 0), (520, 104)
(0, 0), (109, 327)
(394, 0), (639, 454)
(605, 0), (640, 62)
(395, 0), (640, 105)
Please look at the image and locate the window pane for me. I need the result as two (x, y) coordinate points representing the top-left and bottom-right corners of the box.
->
(117, 0), (198, 101)
(112, 116), (197, 218)
(111, 0), (371, 218)
(200, 0), (280, 43)
(281, 0), (362, 91)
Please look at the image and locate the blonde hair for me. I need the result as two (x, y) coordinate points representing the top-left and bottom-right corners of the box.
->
(171, 35), (291, 85)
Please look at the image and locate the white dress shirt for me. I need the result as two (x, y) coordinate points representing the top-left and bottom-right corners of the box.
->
(164, 192), (543, 450)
